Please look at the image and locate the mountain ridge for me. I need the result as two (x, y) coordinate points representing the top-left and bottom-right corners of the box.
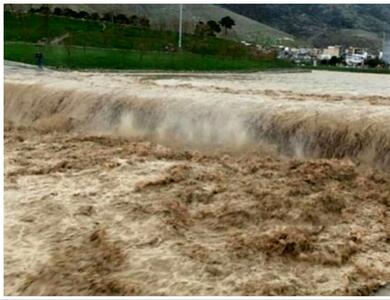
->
(222, 4), (390, 51)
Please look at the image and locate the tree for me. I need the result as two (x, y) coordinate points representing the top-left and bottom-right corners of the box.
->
(53, 7), (63, 16)
(195, 20), (221, 37)
(89, 12), (100, 21)
(207, 20), (221, 36)
(101, 12), (114, 23)
(69, 10), (80, 19)
(138, 16), (150, 28)
(77, 10), (90, 19)
(329, 56), (341, 66)
(320, 59), (329, 65)
(129, 15), (139, 26)
(28, 8), (39, 14)
(194, 21), (209, 37)
(366, 57), (384, 68)
(114, 14), (129, 25)
(219, 16), (235, 35)
(37, 5), (50, 15)
(63, 8), (77, 18)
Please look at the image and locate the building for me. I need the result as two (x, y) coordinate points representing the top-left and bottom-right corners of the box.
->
(345, 47), (368, 66)
(277, 47), (320, 63)
(318, 46), (341, 60)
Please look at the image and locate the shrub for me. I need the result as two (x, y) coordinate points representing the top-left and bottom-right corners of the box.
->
(366, 57), (384, 68)
(114, 14), (129, 25)
(53, 7), (63, 16)
(89, 12), (100, 21)
(38, 5), (50, 14)
(329, 56), (341, 66)
(138, 16), (150, 28)
(77, 11), (90, 19)
(129, 15), (139, 26)
(101, 12), (113, 22)
(63, 8), (77, 18)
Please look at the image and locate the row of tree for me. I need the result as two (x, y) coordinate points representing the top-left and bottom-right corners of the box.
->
(194, 16), (235, 37)
(28, 6), (150, 28)
(27, 6), (236, 36)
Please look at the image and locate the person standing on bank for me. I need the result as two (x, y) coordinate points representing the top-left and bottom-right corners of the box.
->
(35, 51), (44, 69)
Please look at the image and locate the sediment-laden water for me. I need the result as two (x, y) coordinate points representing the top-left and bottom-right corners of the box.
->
(4, 62), (390, 296)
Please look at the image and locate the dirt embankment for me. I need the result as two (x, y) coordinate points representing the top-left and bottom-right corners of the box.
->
(4, 124), (390, 296)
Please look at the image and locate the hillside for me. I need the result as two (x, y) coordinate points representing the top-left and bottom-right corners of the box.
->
(5, 4), (295, 45)
(222, 4), (390, 51)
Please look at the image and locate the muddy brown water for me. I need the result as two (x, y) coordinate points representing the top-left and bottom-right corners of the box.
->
(4, 62), (390, 296)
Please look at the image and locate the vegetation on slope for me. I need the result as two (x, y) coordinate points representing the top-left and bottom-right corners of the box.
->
(5, 42), (294, 71)
(5, 4), (294, 45)
(4, 12), (293, 71)
(5, 11), (251, 57)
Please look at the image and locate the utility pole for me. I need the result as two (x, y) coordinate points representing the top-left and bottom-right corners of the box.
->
(381, 31), (386, 60)
(383, 32), (386, 54)
(178, 4), (183, 49)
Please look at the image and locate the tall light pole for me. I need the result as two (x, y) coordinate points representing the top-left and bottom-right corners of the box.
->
(178, 4), (183, 49)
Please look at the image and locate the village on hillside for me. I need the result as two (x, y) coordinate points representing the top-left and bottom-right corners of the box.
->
(276, 43), (390, 68)
(242, 40), (390, 68)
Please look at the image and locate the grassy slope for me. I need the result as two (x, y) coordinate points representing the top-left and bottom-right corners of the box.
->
(5, 42), (293, 71)
(4, 13), (293, 71)
(5, 4), (294, 45)
(4, 12), (252, 57)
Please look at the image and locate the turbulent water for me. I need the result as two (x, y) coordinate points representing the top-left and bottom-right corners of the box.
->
(4, 61), (390, 296)
(4, 62), (390, 168)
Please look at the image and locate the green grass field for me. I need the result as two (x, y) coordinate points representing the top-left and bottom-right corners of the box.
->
(5, 11), (253, 57)
(5, 42), (293, 71)
(5, 11), (389, 73)
(4, 11), (295, 71)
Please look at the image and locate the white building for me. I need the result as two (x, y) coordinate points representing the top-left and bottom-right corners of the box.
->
(345, 47), (368, 66)
(318, 46), (341, 60)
